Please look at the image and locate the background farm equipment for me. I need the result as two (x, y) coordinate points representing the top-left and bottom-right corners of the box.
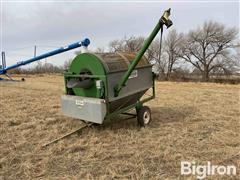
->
(0, 39), (90, 81)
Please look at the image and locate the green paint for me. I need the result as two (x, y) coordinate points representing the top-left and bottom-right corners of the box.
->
(67, 53), (107, 98)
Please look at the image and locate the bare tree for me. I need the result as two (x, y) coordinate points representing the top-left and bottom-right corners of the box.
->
(147, 29), (184, 80)
(162, 30), (184, 80)
(63, 59), (73, 70)
(179, 21), (238, 81)
(109, 36), (144, 53)
(109, 39), (125, 52)
(146, 39), (165, 75)
(108, 32), (183, 80)
(124, 36), (144, 52)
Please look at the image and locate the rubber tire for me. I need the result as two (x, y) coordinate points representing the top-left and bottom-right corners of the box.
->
(137, 106), (151, 127)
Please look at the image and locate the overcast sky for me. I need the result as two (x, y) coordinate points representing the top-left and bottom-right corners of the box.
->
(0, 0), (239, 68)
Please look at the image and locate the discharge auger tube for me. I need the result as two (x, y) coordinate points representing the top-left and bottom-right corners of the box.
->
(0, 38), (90, 75)
(114, 9), (173, 97)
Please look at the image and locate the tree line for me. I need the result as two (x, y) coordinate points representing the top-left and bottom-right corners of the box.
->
(107, 21), (239, 82)
(10, 21), (239, 83)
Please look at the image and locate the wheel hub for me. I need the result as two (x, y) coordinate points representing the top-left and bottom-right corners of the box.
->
(143, 111), (150, 124)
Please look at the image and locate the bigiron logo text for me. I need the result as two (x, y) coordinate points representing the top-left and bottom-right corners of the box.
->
(181, 161), (237, 179)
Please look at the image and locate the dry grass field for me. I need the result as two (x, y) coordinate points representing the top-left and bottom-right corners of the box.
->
(0, 74), (239, 179)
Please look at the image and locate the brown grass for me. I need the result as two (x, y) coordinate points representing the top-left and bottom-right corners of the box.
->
(0, 74), (239, 179)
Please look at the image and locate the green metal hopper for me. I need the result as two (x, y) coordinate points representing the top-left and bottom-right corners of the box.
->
(61, 9), (173, 127)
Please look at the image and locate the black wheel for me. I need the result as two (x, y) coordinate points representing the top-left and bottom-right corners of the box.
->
(137, 106), (151, 127)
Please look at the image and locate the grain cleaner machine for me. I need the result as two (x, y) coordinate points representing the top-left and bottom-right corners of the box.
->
(61, 9), (173, 127)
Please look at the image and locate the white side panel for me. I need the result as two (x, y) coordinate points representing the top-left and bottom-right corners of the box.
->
(61, 95), (106, 124)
